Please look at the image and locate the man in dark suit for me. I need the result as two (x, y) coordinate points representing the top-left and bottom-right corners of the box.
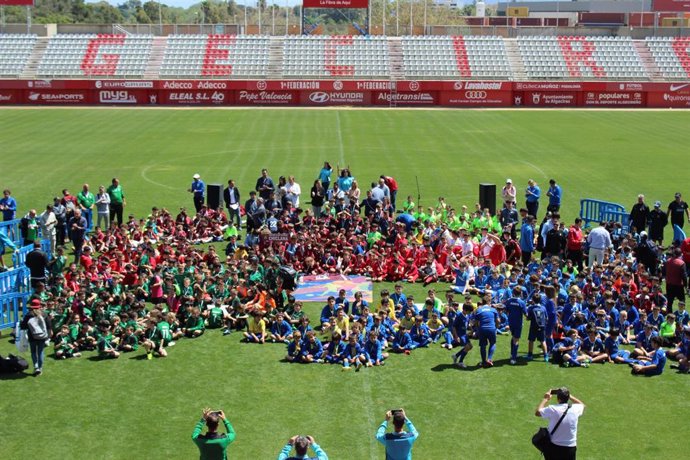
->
(223, 179), (241, 229)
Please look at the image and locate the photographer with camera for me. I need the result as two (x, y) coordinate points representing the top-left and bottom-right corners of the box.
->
(375, 409), (419, 459)
(277, 434), (328, 460)
(534, 387), (585, 460)
(192, 408), (236, 460)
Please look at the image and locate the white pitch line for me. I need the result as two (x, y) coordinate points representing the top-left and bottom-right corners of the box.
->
(336, 111), (346, 166)
(140, 165), (176, 190)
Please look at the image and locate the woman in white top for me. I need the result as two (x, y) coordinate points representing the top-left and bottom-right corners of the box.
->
(285, 176), (301, 208)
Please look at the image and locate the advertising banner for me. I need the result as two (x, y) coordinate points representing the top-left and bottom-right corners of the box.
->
(439, 90), (512, 107)
(0, 0), (34, 5)
(372, 91), (438, 106)
(0, 90), (20, 105)
(647, 91), (690, 108)
(582, 91), (645, 107)
(302, 0), (368, 8)
(300, 90), (370, 106)
(159, 90), (229, 105)
(96, 89), (154, 105)
(522, 91), (579, 107)
(234, 90), (299, 105)
(652, 0), (690, 11)
(22, 90), (91, 105)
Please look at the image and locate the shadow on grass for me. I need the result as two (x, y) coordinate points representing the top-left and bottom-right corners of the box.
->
(0, 371), (31, 380)
(129, 354), (151, 360)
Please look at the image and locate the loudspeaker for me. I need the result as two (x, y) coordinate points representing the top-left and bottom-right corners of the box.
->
(207, 184), (223, 210)
(479, 183), (497, 216)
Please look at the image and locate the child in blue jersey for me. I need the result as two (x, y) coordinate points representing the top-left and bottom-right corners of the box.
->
(391, 324), (415, 355)
(410, 316), (432, 348)
(593, 309), (610, 339)
(334, 289), (350, 315)
(526, 294), (549, 362)
(451, 303), (475, 369)
(604, 328), (633, 364)
(668, 327), (690, 372)
(505, 287), (528, 364)
(631, 336), (666, 376)
(616, 310), (631, 344)
(473, 299), (499, 368)
(632, 323), (658, 360)
(270, 312), (293, 344)
(285, 330), (302, 363)
(675, 302), (689, 328)
(390, 283), (407, 316)
(342, 334), (367, 371)
(581, 326), (609, 364)
(551, 329), (590, 368)
(300, 331), (324, 363)
(364, 330), (388, 366)
(323, 332), (346, 365)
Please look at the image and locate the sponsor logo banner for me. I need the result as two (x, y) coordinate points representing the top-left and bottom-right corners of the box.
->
(160, 80), (229, 91)
(160, 90), (228, 105)
(23, 90), (91, 104)
(0, 0), (34, 5)
(523, 91), (578, 107)
(235, 90), (298, 105)
(94, 80), (154, 89)
(372, 91), (437, 105)
(0, 90), (18, 104)
(514, 82), (586, 91)
(97, 90), (151, 105)
(652, 0), (690, 11)
(303, 0), (368, 8)
(582, 91), (645, 107)
(439, 90), (512, 107)
(301, 91), (370, 106)
(647, 91), (690, 108)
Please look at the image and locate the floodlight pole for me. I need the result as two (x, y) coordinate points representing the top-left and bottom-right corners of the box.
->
(244, 0), (248, 32)
(285, 0), (289, 35)
(26, 5), (31, 34)
(382, 0), (386, 35)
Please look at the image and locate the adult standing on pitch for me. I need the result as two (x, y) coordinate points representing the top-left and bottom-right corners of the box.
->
(376, 409), (419, 460)
(318, 161), (333, 191)
(20, 299), (52, 376)
(77, 183), (95, 232)
(629, 194), (650, 235)
(256, 168), (275, 201)
(380, 175), (399, 211)
(648, 201), (668, 245)
(0, 189), (17, 221)
(535, 387), (585, 460)
(192, 408), (236, 460)
(501, 179), (516, 206)
(95, 185), (111, 230)
(107, 177), (126, 226)
(278, 435), (328, 460)
(25, 241), (49, 288)
(668, 192), (690, 230)
(189, 174), (206, 214)
(546, 179), (562, 215)
(505, 287), (527, 365)
(520, 215), (536, 265)
(586, 221), (612, 267)
(223, 179), (241, 229)
(525, 179), (541, 219)
(69, 209), (88, 262)
(52, 197), (67, 246)
(665, 248), (687, 311)
(474, 298), (500, 367)
(566, 218), (584, 271)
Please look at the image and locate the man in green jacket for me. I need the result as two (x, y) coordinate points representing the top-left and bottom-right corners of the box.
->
(192, 408), (236, 460)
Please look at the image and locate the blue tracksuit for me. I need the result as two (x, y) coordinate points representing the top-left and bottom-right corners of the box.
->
(475, 305), (498, 363)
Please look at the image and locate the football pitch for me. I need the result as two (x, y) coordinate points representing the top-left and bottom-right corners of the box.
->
(1, 108), (689, 460)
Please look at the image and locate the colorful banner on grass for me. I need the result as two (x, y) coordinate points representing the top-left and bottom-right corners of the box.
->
(294, 274), (373, 303)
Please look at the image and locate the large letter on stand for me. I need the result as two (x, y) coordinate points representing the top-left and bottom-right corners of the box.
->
(672, 38), (690, 78)
(81, 36), (125, 76)
(202, 35), (237, 77)
(325, 36), (355, 77)
(452, 36), (472, 78)
(557, 37), (605, 78)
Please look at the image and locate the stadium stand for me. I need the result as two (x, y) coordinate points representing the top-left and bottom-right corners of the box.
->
(518, 36), (647, 80)
(37, 34), (153, 78)
(401, 35), (512, 80)
(160, 34), (269, 78)
(645, 37), (690, 80)
(282, 35), (388, 78)
(0, 34), (37, 77)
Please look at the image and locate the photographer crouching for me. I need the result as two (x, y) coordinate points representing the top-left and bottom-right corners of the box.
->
(192, 408), (236, 460)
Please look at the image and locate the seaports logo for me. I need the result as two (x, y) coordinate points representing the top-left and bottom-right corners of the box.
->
(28, 92), (85, 102)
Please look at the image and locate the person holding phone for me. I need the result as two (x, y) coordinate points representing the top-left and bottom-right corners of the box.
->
(192, 408), (236, 460)
(277, 435), (328, 460)
(535, 387), (585, 460)
(376, 409), (419, 459)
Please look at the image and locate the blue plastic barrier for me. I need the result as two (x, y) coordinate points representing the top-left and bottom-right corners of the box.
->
(579, 199), (629, 232)
(674, 224), (686, 244)
(0, 219), (22, 247)
(0, 293), (29, 331)
(0, 267), (30, 296)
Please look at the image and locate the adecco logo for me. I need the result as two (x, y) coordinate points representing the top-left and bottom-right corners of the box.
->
(309, 92), (330, 104)
(464, 91), (487, 100)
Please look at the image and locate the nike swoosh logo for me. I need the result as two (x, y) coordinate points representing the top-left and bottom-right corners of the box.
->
(670, 83), (690, 92)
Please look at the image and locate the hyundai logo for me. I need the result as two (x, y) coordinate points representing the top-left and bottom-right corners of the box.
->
(464, 91), (487, 99)
(309, 92), (330, 103)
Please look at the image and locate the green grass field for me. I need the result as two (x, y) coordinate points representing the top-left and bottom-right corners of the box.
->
(1, 108), (689, 460)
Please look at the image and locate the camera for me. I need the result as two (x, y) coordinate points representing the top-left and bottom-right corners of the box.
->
(391, 409), (403, 416)
(550, 389), (559, 395)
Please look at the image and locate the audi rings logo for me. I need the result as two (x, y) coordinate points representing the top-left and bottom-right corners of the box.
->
(256, 80), (267, 90)
(333, 80), (343, 91)
(409, 81), (420, 91)
(309, 92), (330, 104)
(464, 91), (487, 100)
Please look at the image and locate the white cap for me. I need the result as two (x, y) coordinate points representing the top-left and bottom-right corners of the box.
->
(640, 231), (647, 237)
(506, 178), (512, 184)
(193, 174), (200, 179)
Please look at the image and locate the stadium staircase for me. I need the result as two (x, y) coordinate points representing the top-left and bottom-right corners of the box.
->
(267, 36), (285, 80)
(633, 40), (664, 81)
(387, 37), (405, 81)
(18, 37), (47, 79)
(504, 39), (527, 81)
(143, 36), (168, 79)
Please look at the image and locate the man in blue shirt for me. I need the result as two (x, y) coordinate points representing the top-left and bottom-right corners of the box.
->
(278, 435), (328, 460)
(0, 189), (17, 221)
(546, 179), (562, 214)
(505, 287), (527, 364)
(520, 216), (536, 265)
(525, 179), (541, 219)
(188, 173), (205, 213)
(376, 409), (418, 460)
(474, 302), (499, 367)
